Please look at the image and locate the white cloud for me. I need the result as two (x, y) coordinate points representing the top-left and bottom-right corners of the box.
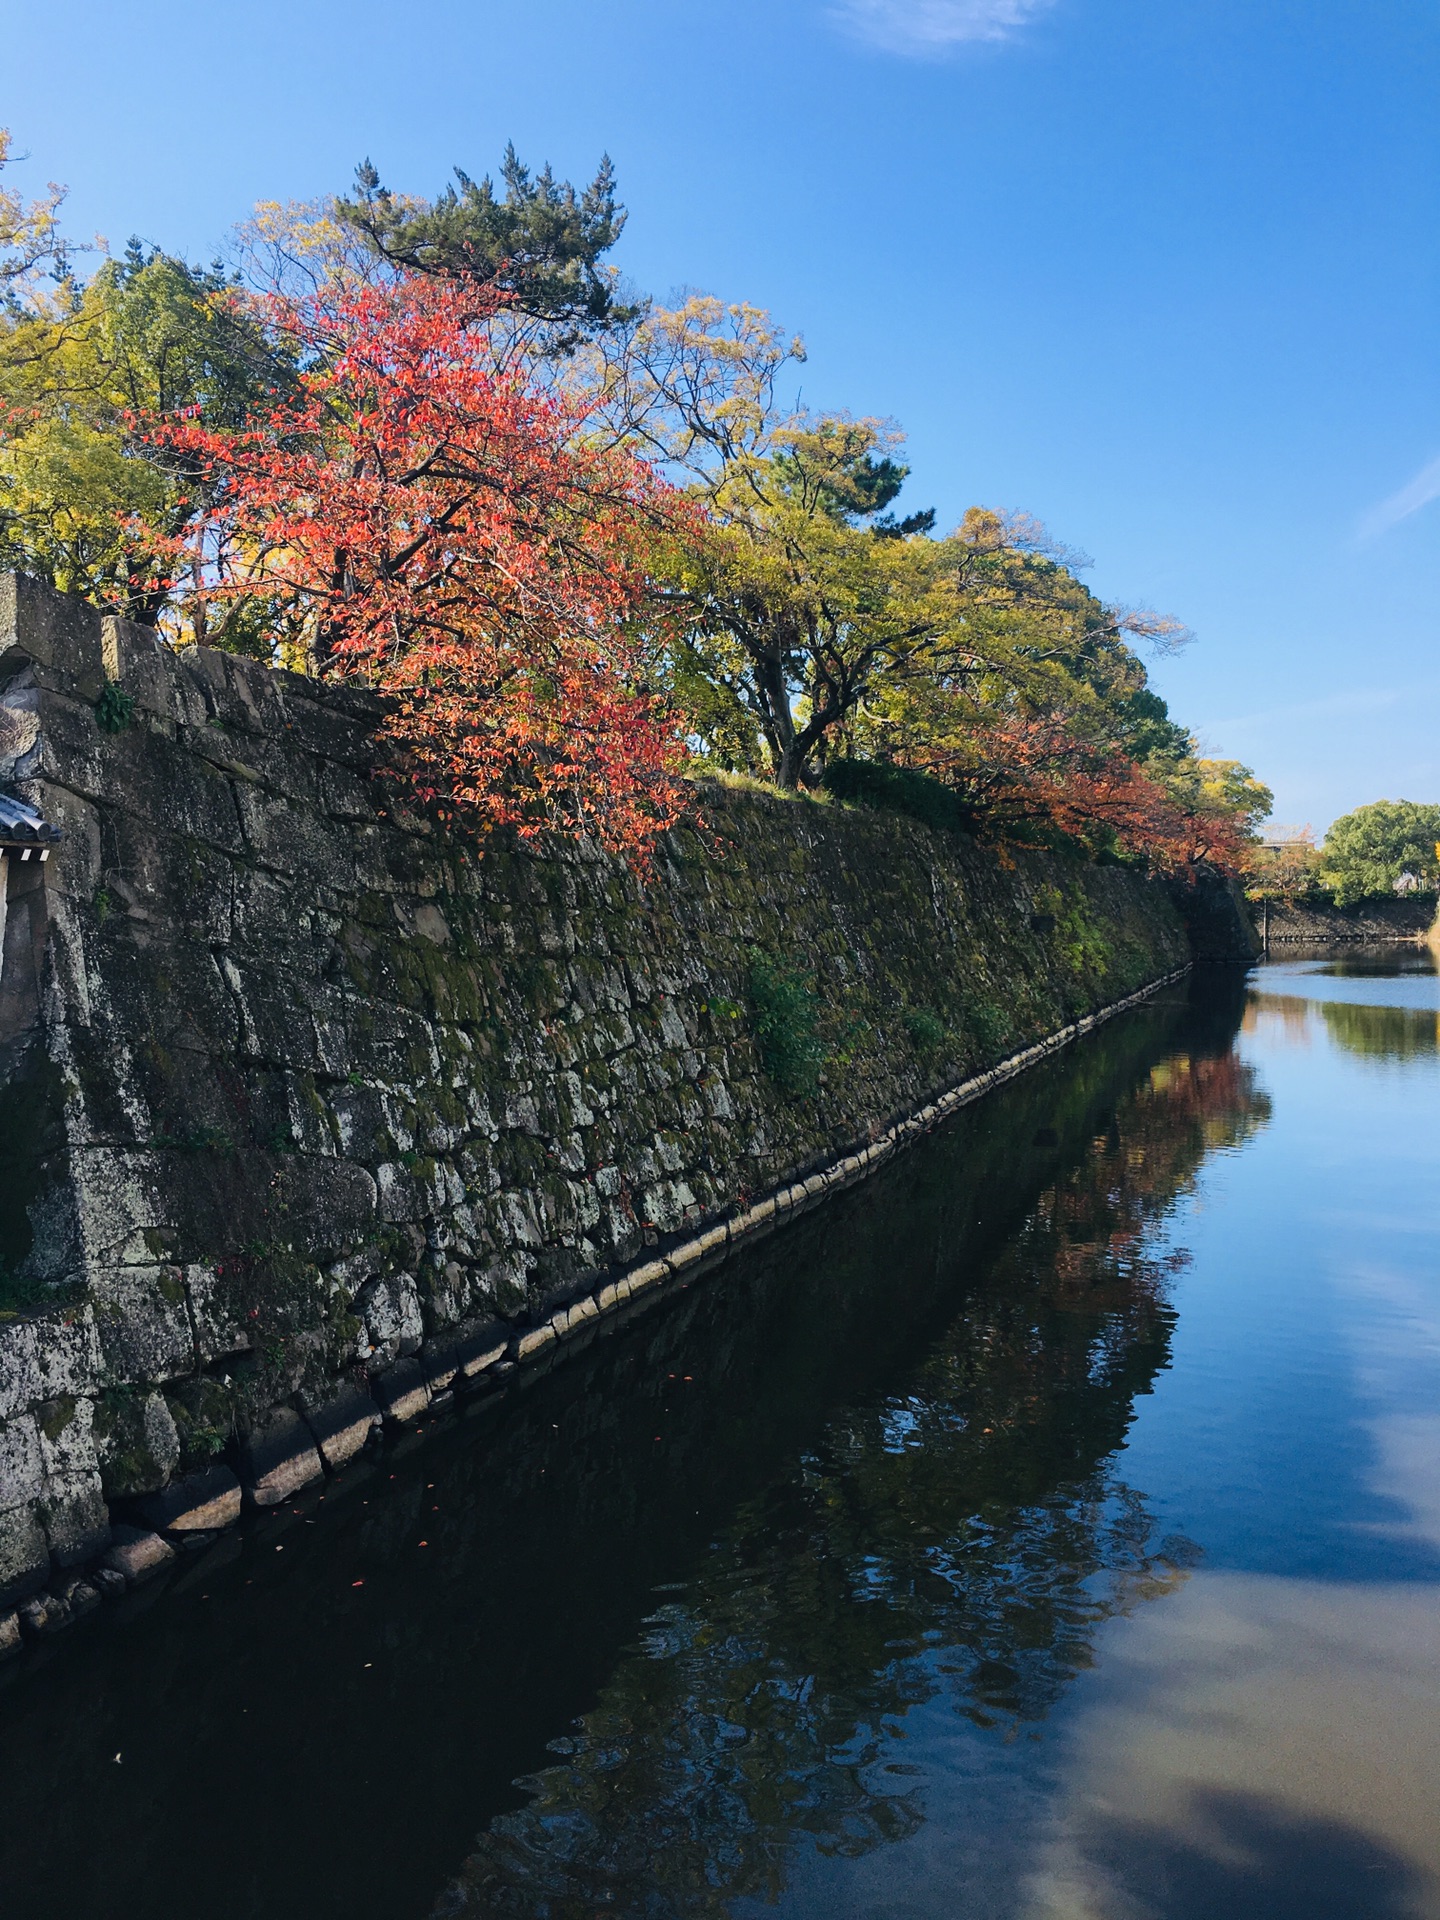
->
(1357, 452), (1440, 542)
(831, 0), (1058, 55)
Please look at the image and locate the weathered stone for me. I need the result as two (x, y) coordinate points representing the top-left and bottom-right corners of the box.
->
(86, 1262), (194, 1383)
(514, 1322), (558, 1361)
(453, 1323), (508, 1379)
(92, 1565), (126, 1599)
(135, 1465), (241, 1534)
(299, 1383), (380, 1472)
(0, 1504), (49, 1606)
(40, 1478), (111, 1568)
(0, 1414), (43, 1511)
(237, 1407), (324, 1506)
(0, 1608), (20, 1656)
(102, 1524), (175, 1585)
(57, 1575), (101, 1618)
(354, 1273), (424, 1367)
(420, 1345), (460, 1394)
(370, 1359), (430, 1426)
(93, 1389), (180, 1498)
(19, 1591), (71, 1636)
(33, 1394), (110, 1564)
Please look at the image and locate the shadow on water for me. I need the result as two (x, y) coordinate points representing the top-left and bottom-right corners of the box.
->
(1078, 1788), (1425, 1920)
(0, 974), (1262, 1920)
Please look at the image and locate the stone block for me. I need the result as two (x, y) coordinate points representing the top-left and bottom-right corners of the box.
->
(354, 1272), (423, 1366)
(420, 1344), (460, 1394)
(299, 1384), (380, 1472)
(0, 1504), (50, 1607)
(0, 1415), (43, 1512)
(86, 1260), (195, 1383)
(0, 1312), (104, 1426)
(93, 1389), (180, 1498)
(57, 1575), (101, 1619)
(0, 1609), (20, 1657)
(102, 1524), (175, 1585)
(514, 1322), (558, 1361)
(19, 1591), (72, 1636)
(237, 1408), (324, 1506)
(453, 1324), (508, 1379)
(40, 1477), (111, 1568)
(625, 1258), (670, 1296)
(135, 1464), (241, 1535)
(371, 1359), (431, 1426)
(92, 1566), (126, 1599)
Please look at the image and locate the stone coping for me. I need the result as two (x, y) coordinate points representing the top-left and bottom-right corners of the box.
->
(498, 962), (1193, 1367)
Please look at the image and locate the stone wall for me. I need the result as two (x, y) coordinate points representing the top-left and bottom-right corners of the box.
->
(1258, 895), (1435, 944)
(0, 573), (1191, 1632)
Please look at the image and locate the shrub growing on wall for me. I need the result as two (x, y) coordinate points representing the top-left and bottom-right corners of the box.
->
(746, 947), (825, 1097)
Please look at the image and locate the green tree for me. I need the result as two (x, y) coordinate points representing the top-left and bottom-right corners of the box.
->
(588, 298), (1190, 793)
(1, 130), (75, 308)
(334, 144), (628, 337)
(1318, 799), (1440, 907)
(0, 242), (285, 640)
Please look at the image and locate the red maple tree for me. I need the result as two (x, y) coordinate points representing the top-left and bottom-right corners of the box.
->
(144, 275), (689, 862)
(917, 715), (1249, 875)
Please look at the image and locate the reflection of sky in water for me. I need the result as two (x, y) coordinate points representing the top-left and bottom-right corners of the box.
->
(1029, 950), (1440, 1920)
(775, 948), (1440, 1918)
(735, 949), (1440, 1919)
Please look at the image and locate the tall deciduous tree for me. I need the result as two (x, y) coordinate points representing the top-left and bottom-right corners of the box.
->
(581, 299), (1196, 801)
(0, 130), (74, 307)
(0, 241), (283, 634)
(1319, 800), (1440, 906)
(142, 275), (688, 861)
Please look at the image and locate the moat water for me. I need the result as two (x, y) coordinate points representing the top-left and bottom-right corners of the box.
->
(2, 950), (1438, 1919)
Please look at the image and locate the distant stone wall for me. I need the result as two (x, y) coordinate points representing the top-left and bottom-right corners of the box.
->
(0, 573), (1190, 1633)
(1258, 896), (1435, 944)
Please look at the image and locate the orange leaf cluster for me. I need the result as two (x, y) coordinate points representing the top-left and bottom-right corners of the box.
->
(144, 276), (691, 863)
(919, 716), (1249, 876)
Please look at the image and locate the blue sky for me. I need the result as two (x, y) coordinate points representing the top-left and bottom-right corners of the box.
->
(4, 0), (1437, 829)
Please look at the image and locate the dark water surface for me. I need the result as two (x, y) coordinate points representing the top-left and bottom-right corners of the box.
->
(3, 952), (1438, 1919)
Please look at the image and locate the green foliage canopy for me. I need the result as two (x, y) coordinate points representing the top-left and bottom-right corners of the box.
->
(335, 145), (628, 336)
(1319, 799), (1440, 906)
(0, 241), (285, 636)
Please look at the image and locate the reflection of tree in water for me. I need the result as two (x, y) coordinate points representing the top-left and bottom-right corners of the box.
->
(1252, 990), (1439, 1062)
(1319, 999), (1439, 1062)
(435, 1036), (1269, 1919)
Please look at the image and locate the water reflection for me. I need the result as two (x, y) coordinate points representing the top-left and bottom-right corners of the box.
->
(1027, 1574), (1440, 1920)
(435, 1000), (1267, 1919)
(1248, 946), (1440, 1063)
(1250, 992), (1440, 1061)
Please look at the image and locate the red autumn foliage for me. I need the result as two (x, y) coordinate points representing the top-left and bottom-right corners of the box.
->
(142, 275), (690, 862)
(917, 715), (1249, 875)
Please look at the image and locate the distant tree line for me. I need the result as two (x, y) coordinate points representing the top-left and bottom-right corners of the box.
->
(1251, 801), (1440, 912)
(1, 132), (1280, 872)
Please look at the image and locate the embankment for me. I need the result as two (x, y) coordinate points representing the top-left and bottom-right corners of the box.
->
(1258, 897), (1436, 944)
(0, 573), (1204, 1635)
